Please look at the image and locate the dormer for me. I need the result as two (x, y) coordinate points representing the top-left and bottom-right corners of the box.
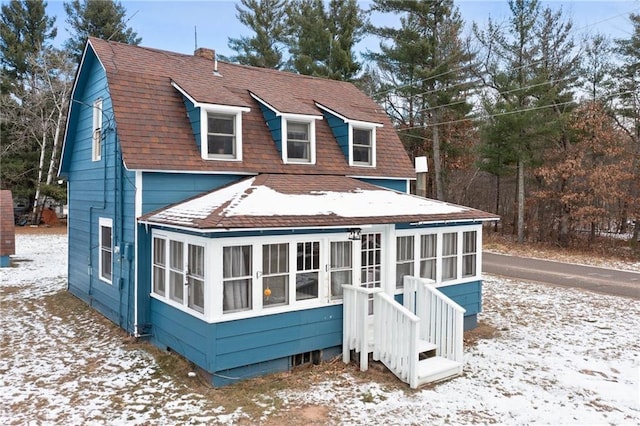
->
(172, 81), (250, 161)
(315, 103), (382, 168)
(250, 93), (323, 165)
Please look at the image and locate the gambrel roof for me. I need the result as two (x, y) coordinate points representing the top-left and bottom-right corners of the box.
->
(86, 38), (414, 178)
(140, 174), (498, 230)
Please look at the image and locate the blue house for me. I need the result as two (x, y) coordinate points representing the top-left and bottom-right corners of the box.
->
(59, 38), (498, 388)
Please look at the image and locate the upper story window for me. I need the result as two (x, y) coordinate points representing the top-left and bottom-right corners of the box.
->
(201, 106), (248, 161)
(92, 98), (102, 162)
(315, 103), (381, 168)
(352, 127), (373, 165)
(285, 121), (312, 163)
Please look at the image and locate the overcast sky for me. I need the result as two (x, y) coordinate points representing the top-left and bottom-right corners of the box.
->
(39, 0), (640, 59)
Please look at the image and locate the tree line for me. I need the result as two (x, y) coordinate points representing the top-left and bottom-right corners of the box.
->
(1, 0), (638, 247)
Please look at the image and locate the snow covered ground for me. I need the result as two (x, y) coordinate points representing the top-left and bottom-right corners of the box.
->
(1, 233), (639, 425)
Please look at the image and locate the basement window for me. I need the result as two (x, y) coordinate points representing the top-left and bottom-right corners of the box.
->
(292, 350), (321, 368)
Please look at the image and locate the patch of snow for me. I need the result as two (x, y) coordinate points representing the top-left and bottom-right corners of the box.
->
(1, 233), (639, 424)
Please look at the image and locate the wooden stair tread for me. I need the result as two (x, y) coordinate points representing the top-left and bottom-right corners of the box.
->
(417, 339), (437, 353)
(416, 356), (462, 384)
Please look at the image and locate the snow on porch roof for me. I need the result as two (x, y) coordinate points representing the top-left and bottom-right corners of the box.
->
(139, 174), (499, 231)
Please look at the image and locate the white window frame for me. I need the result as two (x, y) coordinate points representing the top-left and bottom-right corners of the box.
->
(282, 115), (318, 164)
(92, 98), (103, 162)
(395, 224), (482, 291)
(350, 123), (377, 167)
(200, 105), (248, 161)
(98, 217), (112, 284)
(151, 231), (208, 318)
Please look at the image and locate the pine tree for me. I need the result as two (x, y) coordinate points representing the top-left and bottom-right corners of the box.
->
(368, 0), (474, 200)
(286, 0), (365, 80)
(227, 0), (287, 69)
(63, 0), (141, 59)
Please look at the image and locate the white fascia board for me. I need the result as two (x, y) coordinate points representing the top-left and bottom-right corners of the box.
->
(315, 102), (383, 127)
(124, 168), (257, 176)
(251, 92), (322, 120)
(408, 217), (499, 226)
(249, 92), (279, 115)
(171, 81), (250, 113)
(136, 222), (373, 234)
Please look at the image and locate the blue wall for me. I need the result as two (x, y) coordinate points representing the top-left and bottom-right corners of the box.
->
(358, 178), (409, 193)
(322, 112), (349, 159)
(62, 47), (137, 332)
(181, 96), (201, 151)
(258, 104), (282, 154)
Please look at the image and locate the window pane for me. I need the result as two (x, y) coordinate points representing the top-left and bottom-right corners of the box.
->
(223, 279), (251, 312)
(353, 128), (371, 146)
(421, 234), (436, 258)
(101, 250), (112, 281)
(420, 259), (436, 280)
(442, 258), (457, 281)
(330, 241), (352, 300)
(396, 262), (413, 288)
(296, 272), (318, 300)
(353, 146), (370, 164)
(170, 241), (183, 269)
(170, 270), (184, 302)
(463, 254), (476, 277)
(153, 238), (165, 265)
(287, 140), (310, 160)
(189, 277), (204, 313)
(287, 122), (309, 141)
(463, 231), (477, 253)
(209, 116), (234, 134)
(153, 265), (165, 296)
(224, 245), (252, 278)
(101, 226), (111, 248)
(331, 270), (350, 299)
(443, 233), (457, 256)
(188, 244), (204, 277)
(208, 134), (235, 156)
(263, 275), (288, 307)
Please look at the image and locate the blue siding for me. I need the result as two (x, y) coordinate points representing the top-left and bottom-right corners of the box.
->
(322, 112), (349, 159)
(258, 104), (282, 154)
(141, 172), (243, 214)
(439, 280), (482, 320)
(182, 95), (200, 150)
(149, 301), (343, 382)
(358, 178), (409, 193)
(63, 47), (137, 332)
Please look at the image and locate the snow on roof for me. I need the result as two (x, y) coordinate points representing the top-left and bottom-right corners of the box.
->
(141, 174), (497, 230)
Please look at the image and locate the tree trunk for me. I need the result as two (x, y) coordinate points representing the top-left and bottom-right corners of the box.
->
(432, 116), (444, 201)
(495, 174), (500, 233)
(46, 105), (65, 185)
(517, 159), (525, 243)
(31, 133), (47, 225)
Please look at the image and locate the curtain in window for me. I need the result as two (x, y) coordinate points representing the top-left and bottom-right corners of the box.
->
(153, 238), (166, 296)
(463, 231), (477, 277)
(296, 241), (319, 300)
(396, 236), (414, 288)
(169, 241), (184, 302)
(223, 245), (252, 312)
(420, 234), (436, 280)
(330, 241), (352, 299)
(187, 244), (205, 313)
(442, 232), (458, 281)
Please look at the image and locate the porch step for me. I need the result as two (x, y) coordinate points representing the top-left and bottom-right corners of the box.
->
(417, 339), (437, 354)
(416, 356), (463, 386)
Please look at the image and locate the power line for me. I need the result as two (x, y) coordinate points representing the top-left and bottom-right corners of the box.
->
(396, 89), (636, 132)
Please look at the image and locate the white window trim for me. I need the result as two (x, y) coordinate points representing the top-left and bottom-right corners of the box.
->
(98, 217), (112, 284)
(199, 105), (249, 161)
(394, 224), (483, 293)
(282, 115), (319, 164)
(151, 231), (209, 319)
(349, 122), (378, 167)
(92, 98), (103, 162)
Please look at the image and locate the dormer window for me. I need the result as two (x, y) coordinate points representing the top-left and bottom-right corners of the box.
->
(250, 93), (320, 165)
(284, 119), (316, 164)
(199, 105), (249, 161)
(207, 113), (236, 158)
(315, 103), (381, 168)
(352, 127), (373, 165)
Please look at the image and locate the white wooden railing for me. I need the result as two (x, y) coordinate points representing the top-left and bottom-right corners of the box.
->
(403, 276), (465, 364)
(372, 292), (421, 388)
(342, 285), (382, 371)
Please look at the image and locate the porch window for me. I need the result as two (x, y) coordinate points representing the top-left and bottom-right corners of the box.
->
(169, 241), (184, 303)
(152, 237), (166, 296)
(330, 241), (352, 299)
(442, 232), (458, 281)
(187, 244), (205, 313)
(223, 245), (252, 313)
(296, 241), (319, 300)
(396, 236), (414, 288)
(420, 234), (437, 280)
(263, 243), (289, 307)
(99, 217), (112, 283)
(463, 230), (477, 277)
(286, 121), (311, 162)
(361, 233), (381, 288)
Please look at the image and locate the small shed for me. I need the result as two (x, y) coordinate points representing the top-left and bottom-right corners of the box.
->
(0, 190), (16, 267)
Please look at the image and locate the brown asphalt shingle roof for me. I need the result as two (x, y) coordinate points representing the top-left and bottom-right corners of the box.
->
(88, 38), (414, 178)
(140, 174), (499, 231)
